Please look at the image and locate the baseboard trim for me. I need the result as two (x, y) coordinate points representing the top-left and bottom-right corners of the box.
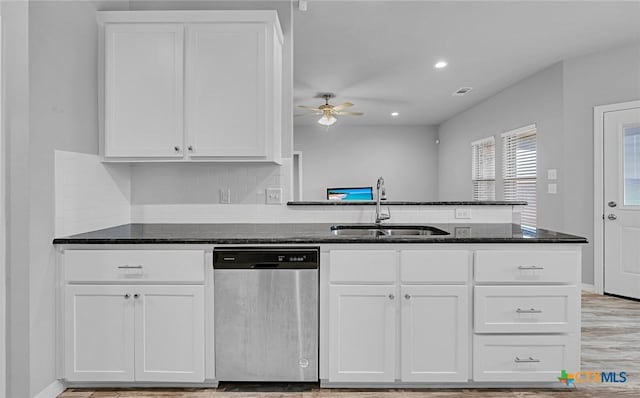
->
(582, 283), (596, 293)
(33, 380), (66, 398)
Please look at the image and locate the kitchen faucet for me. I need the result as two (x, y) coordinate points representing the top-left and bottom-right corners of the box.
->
(375, 177), (391, 224)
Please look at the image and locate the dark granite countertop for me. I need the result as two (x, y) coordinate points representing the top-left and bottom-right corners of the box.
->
(287, 201), (527, 206)
(53, 223), (587, 245)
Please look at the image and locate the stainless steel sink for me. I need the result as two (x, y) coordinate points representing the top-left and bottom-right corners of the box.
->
(330, 225), (450, 237)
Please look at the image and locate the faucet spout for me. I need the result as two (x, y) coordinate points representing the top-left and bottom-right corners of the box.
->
(375, 177), (391, 225)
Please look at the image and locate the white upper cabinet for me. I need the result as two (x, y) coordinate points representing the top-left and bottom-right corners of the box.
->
(98, 11), (283, 163)
(104, 24), (185, 158)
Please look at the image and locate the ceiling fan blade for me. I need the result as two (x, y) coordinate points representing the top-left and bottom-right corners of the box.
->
(294, 113), (320, 118)
(298, 105), (322, 111)
(332, 102), (354, 112)
(335, 111), (364, 116)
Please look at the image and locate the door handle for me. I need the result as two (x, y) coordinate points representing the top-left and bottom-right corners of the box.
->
(608, 201), (617, 208)
(608, 214), (617, 221)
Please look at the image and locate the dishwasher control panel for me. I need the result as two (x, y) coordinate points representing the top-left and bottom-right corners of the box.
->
(213, 247), (319, 269)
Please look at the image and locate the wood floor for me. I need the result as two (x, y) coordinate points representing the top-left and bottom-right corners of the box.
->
(58, 292), (640, 398)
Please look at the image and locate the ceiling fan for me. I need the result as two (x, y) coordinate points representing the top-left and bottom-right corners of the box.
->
(297, 93), (364, 126)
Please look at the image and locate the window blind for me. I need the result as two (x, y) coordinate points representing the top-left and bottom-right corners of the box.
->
(502, 125), (537, 229)
(471, 137), (496, 200)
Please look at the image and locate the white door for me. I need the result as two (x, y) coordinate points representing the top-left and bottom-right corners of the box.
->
(64, 285), (134, 382)
(185, 23), (267, 157)
(104, 24), (185, 158)
(134, 285), (205, 382)
(604, 106), (640, 299)
(328, 285), (396, 383)
(400, 285), (468, 382)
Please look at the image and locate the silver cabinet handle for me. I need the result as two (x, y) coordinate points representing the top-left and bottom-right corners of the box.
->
(518, 265), (544, 270)
(608, 201), (617, 208)
(388, 294), (395, 300)
(188, 145), (193, 152)
(124, 294), (131, 299)
(117, 265), (143, 269)
(516, 308), (542, 314)
(174, 146), (181, 152)
(133, 294), (139, 299)
(515, 356), (540, 363)
(608, 214), (617, 221)
(404, 294), (411, 300)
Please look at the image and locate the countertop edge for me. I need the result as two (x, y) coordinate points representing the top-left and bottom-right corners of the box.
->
(286, 201), (527, 206)
(53, 237), (588, 245)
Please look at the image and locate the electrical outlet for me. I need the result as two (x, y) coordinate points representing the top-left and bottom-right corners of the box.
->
(219, 188), (231, 204)
(455, 208), (471, 219)
(266, 187), (283, 204)
(547, 169), (558, 180)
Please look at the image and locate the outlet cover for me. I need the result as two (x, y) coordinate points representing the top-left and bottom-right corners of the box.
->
(455, 208), (471, 219)
(547, 169), (558, 180)
(219, 188), (231, 204)
(266, 187), (283, 204)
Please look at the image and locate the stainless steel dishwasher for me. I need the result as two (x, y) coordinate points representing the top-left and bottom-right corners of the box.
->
(213, 247), (319, 381)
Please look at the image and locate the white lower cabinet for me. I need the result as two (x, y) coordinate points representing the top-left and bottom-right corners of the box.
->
(326, 249), (471, 384)
(473, 335), (579, 382)
(134, 286), (205, 382)
(400, 285), (468, 382)
(328, 285), (396, 382)
(65, 285), (135, 382)
(65, 284), (204, 383)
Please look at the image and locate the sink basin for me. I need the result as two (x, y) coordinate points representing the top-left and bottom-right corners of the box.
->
(331, 225), (450, 237)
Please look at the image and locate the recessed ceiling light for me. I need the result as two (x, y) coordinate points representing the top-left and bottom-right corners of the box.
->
(434, 61), (448, 69)
(391, 112), (399, 117)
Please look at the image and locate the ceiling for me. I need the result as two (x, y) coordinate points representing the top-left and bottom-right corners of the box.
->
(293, 0), (640, 126)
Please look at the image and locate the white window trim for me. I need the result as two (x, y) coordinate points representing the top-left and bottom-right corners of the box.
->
(471, 136), (496, 201)
(593, 100), (640, 295)
(502, 123), (537, 230)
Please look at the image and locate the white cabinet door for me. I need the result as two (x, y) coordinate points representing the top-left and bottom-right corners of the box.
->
(185, 23), (267, 157)
(104, 24), (184, 158)
(400, 285), (469, 382)
(328, 285), (396, 383)
(64, 285), (135, 382)
(134, 285), (205, 382)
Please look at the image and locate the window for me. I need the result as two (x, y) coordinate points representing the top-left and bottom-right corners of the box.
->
(502, 125), (537, 229)
(471, 137), (496, 200)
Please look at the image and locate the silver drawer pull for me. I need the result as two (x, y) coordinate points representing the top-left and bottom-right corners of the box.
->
(516, 308), (542, 314)
(515, 356), (540, 363)
(117, 265), (143, 269)
(518, 265), (544, 270)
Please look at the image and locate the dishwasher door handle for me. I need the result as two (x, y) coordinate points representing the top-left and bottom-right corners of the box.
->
(250, 263), (281, 269)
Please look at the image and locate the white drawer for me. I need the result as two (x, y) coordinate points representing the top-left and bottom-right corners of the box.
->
(475, 250), (579, 283)
(474, 286), (579, 333)
(329, 250), (396, 283)
(473, 334), (579, 382)
(400, 250), (469, 283)
(64, 250), (205, 283)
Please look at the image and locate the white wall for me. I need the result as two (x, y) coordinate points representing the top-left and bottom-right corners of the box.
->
(4, 1), (31, 396)
(562, 43), (640, 285)
(294, 125), (439, 201)
(437, 62), (564, 232)
(25, 1), (127, 396)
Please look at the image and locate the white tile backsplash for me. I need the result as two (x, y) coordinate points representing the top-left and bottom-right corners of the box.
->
(55, 150), (131, 237)
(131, 159), (293, 205)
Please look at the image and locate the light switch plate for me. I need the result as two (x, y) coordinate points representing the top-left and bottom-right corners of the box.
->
(266, 187), (283, 204)
(548, 183), (557, 194)
(455, 208), (471, 219)
(547, 169), (557, 180)
(219, 188), (231, 204)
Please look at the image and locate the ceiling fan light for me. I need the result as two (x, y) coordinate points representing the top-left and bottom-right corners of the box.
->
(318, 114), (337, 126)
